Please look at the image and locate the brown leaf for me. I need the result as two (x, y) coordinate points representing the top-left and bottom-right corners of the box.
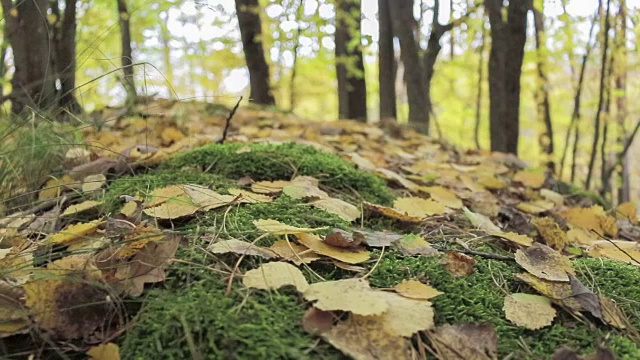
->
(354, 230), (403, 247)
(568, 274), (602, 320)
(324, 229), (363, 249)
(514, 243), (574, 282)
(302, 307), (335, 335)
(428, 323), (498, 360)
(296, 233), (370, 264)
(442, 252), (475, 277)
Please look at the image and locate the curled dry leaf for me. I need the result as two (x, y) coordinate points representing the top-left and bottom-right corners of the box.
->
(442, 251), (476, 277)
(243, 262), (309, 292)
(503, 293), (556, 330)
(514, 243), (574, 282)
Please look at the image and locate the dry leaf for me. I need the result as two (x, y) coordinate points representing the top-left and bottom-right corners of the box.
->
(540, 189), (564, 207)
(393, 197), (447, 218)
(296, 233), (370, 264)
(516, 200), (555, 214)
(394, 279), (443, 300)
(283, 176), (328, 199)
(61, 200), (103, 217)
(243, 262), (309, 292)
(227, 188), (272, 203)
(586, 240), (640, 266)
(560, 206), (618, 237)
(303, 278), (388, 315)
(47, 219), (103, 245)
(514, 243), (574, 282)
(364, 202), (423, 223)
(442, 252), (476, 276)
(182, 184), (236, 210)
(503, 293), (556, 330)
(491, 231), (533, 247)
(302, 307), (335, 335)
(146, 185), (186, 207)
(532, 217), (569, 250)
(429, 323), (498, 360)
(463, 207), (501, 233)
(616, 202), (637, 223)
(251, 180), (289, 194)
(268, 240), (320, 265)
(372, 291), (435, 336)
(515, 273), (583, 312)
(513, 170), (545, 188)
(354, 230), (402, 247)
(253, 219), (327, 235)
(143, 201), (199, 219)
(324, 229), (364, 249)
(420, 186), (463, 209)
(568, 274), (602, 320)
(310, 198), (361, 222)
(208, 239), (277, 259)
(86, 343), (121, 360)
(396, 234), (438, 256)
(0, 281), (29, 338)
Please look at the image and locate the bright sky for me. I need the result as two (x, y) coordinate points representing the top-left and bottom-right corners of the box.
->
(155, 0), (640, 94)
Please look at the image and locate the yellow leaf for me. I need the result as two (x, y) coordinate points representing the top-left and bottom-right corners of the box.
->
(586, 240), (640, 266)
(243, 262), (309, 292)
(253, 219), (326, 235)
(227, 188), (272, 203)
(516, 200), (555, 214)
(540, 188), (564, 207)
(491, 231), (533, 247)
(560, 206), (618, 236)
(296, 233), (370, 264)
(566, 228), (599, 246)
(477, 175), (506, 190)
(513, 170), (545, 188)
(87, 343), (121, 360)
(146, 185), (186, 207)
(396, 234), (438, 256)
(47, 219), (103, 245)
(143, 201), (198, 219)
(61, 200), (103, 217)
(310, 198), (361, 222)
(516, 273), (583, 312)
(181, 184), (236, 210)
(303, 278), (388, 315)
(282, 176), (328, 199)
(269, 240), (320, 265)
(394, 279), (443, 300)
(39, 175), (78, 200)
(532, 217), (569, 250)
(463, 207), (501, 233)
(393, 197), (447, 218)
(208, 239), (276, 259)
(251, 180), (289, 194)
(616, 202), (637, 223)
(374, 168), (420, 191)
(364, 202), (424, 223)
(82, 174), (107, 193)
(420, 186), (463, 209)
(0, 282), (29, 338)
(373, 291), (435, 336)
(503, 293), (556, 330)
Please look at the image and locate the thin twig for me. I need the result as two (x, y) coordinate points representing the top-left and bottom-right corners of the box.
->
(431, 245), (514, 261)
(217, 96), (242, 145)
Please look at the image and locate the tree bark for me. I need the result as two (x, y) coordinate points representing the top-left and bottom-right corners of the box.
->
(1, 0), (57, 114)
(53, 0), (81, 113)
(614, 0), (629, 203)
(389, 0), (428, 133)
(533, 4), (554, 171)
(116, 0), (137, 105)
(335, 0), (367, 121)
(585, 0), (611, 190)
(378, 0), (396, 120)
(235, 0), (275, 105)
(474, 9), (487, 150)
(485, 0), (530, 155)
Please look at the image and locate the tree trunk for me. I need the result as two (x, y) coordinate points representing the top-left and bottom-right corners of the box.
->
(585, 0), (611, 190)
(614, 0), (629, 203)
(116, 0), (137, 105)
(1, 0), (57, 114)
(533, 4), (554, 171)
(53, 0), (81, 113)
(474, 10), (487, 150)
(378, 0), (396, 120)
(235, 0), (275, 105)
(335, 0), (367, 121)
(389, 0), (428, 133)
(485, 0), (530, 154)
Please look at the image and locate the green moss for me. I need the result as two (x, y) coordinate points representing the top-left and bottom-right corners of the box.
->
(366, 252), (640, 358)
(161, 142), (393, 204)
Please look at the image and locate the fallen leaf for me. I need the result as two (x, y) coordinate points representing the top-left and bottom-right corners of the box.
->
(513, 170), (545, 188)
(599, 295), (627, 329)
(82, 174), (107, 193)
(243, 262), (309, 292)
(540, 189), (564, 207)
(568, 274), (602, 320)
(208, 239), (277, 259)
(251, 180), (289, 194)
(394, 279), (443, 300)
(303, 278), (388, 315)
(61, 200), (103, 217)
(269, 240), (320, 265)
(586, 240), (640, 266)
(227, 188), (272, 203)
(420, 186), (463, 209)
(47, 219), (103, 245)
(324, 229), (364, 249)
(532, 217), (569, 250)
(142, 201), (199, 219)
(516, 200), (555, 214)
(182, 184), (236, 210)
(428, 323), (498, 360)
(442, 252), (475, 276)
(302, 307), (335, 335)
(354, 230), (402, 247)
(373, 291), (435, 336)
(396, 234), (438, 256)
(515, 273), (583, 312)
(503, 293), (556, 330)
(86, 342), (121, 360)
(310, 198), (361, 222)
(283, 176), (328, 199)
(616, 202), (637, 223)
(491, 231), (533, 247)
(364, 202), (423, 223)
(296, 233), (370, 264)
(374, 168), (420, 191)
(253, 219), (327, 235)
(560, 206), (618, 237)
(393, 197), (447, 218)
(0, 281), (29, 338)
(463, 207), (501, 233)
(145, 185), (186, 207)
(321, 315), (413, 360)
(514, 243), (574, 282)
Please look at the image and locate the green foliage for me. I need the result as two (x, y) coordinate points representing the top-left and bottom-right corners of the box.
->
(162, 142), (394, 204)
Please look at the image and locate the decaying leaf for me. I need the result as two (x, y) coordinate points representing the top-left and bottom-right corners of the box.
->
(369, 291), (435, 336)
(491, 231), (533, 247)
(61, 200), (103, 217)
(283, 176), (328, 199)
(393, 197), (447, 218)
(503, 293), (556, 330)
(514, 243), (574, 282)
(321, 315), (414, 360)
(515, 273), (583, 312)
(354, 230), (403, 247)
(302, 307), (335, 335)
(0, 281), (29, 338)
(428, 323), (498, 360)
(227, 188), (272, 203)
(420, 186), (463, 209)
(567, 273), (603, 320)
(182, 184), (236, 210)
(146, 185), (187, 207)
(513, 170), (545, 188)
(208, 239), (277, 259)
(540, 189), (564, 207)
(143, 201), (199, 219)
(324, 229), (364, 249)
(394, 279), (443, 300)
(253, 219), (327, 235)
(532, 217), (569, 250)
(463, 207), (501, 233)
(560, 206), (618, 237)
(303, 278), (388, 315)
(616, 202), (637, 223)
(86, 342), (121, 360)
(251, 180), (289, 194)
(395, 234), (438, 256)
(599, 295), (627, 329)
(47, 219), (104, 245)
(442, 251), (476, 276)
(243, 262), (309, 292)
(586, 240), (640, 266)
(364, 202), (423, 223)
(296, 233), (370, 264)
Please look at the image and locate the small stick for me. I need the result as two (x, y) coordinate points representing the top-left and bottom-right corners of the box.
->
(217, 96), (242, 145)
(431, 245), (515, 261)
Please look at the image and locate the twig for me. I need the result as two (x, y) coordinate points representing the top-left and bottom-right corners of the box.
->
(217, 96), (242, 144)
(0, 192), (82, 227)
(431, 245), (514, 261)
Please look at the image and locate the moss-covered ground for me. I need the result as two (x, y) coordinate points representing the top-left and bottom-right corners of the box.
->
(98, 142), (640, 358)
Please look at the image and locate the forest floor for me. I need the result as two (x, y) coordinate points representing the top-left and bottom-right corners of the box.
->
(0, 98), (639, 359)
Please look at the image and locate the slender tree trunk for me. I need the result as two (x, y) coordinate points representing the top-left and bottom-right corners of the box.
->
(474, 10), (487, 150)
(485, 0), (530, 154)
(235, 0), (274, 105)
(600, 49), (614, 197)
(116, 0), (137, 105)
(1, 0), (57, 114)
(533, 4), (554, 171)
(614, 0), (629, 203)
(389, 0), (428, 133)
(378, 0), (396, 120)
(0, 29), (8, 99)
(585, 0), (611, 190)
(54, 0), (81, 113)
(449, 0), (455, 59)
(335, 0), (367, 121)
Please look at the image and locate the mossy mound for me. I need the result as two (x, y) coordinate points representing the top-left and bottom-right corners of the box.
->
(160, 142), (394, 204)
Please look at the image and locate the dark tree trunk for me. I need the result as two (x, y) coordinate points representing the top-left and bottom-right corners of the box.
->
(378, 0), (396, 120)
(533, 6), (554, 171)
(485, 0), (530, 155)
(235, 0), (275, 105)
(389, 0), (428, 133)
(335, 0), (367, 121)
(474, 9), (487, 150)
(53, 0), (81, 113)
(1, 0), (57, 114)
(117, 0), (137, 105)
(614, 0), (629, 203)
